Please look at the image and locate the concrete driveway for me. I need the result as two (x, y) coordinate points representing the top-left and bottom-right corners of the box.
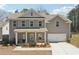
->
(51, 42), (79, 55)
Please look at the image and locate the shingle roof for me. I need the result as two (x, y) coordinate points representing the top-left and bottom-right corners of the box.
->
(8, 9), (45, 19)
(7, 9), (72, 23)
(40, 13), (72, 23)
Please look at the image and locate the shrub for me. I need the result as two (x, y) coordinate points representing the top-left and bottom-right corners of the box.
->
(9, 40), (14, 46)
(2, 38), (9, 46)
(29, 39), (36, 47)
(9, 38), (16, 46)
(29, 42), (36, 47)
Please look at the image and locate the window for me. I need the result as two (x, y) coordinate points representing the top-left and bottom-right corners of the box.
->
(30, 21), (33, 27)
(23, 34), (26, 39)
(37, 33), (44, 43)
(22, 21), (25, 26)
(13, 21), (16, 26)
(39, 21), (42, 27)
(38, 34), (42, 40)
(56, 21), (59, 27)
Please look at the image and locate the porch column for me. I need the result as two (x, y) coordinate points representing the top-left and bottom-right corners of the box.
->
(44, 32), (46, 43)
(26, 32), (27, 43)
(15, 32), (18, 45)
(35, 32), (37, 43)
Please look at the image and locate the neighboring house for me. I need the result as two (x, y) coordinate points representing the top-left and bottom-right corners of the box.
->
(2, 9), (72, 45)
(0, 21), (4, 42)
(2, 21), (9, 41)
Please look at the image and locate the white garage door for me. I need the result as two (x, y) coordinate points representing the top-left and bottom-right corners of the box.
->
(48, 34), (66, 42)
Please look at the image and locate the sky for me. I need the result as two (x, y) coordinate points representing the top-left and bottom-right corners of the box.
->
(0, 4), (76, 16)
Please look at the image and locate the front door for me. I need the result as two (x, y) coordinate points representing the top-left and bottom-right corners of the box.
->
(27, 33), (35, 43)
(18, 32), (26, 45)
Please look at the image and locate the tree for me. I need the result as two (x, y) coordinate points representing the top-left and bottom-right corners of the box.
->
(21, 9), (28, 13)
(68, 4), (79, 32)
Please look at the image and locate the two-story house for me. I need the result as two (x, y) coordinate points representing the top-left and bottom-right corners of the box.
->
(2, 9), (72, 45)
(2, 9), (48, 45)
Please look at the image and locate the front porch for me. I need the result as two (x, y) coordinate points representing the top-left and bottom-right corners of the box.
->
(14, 28), (48, 46)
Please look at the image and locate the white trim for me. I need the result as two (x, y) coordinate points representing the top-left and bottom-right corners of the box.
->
(26, 32), (27, 43)
(44, 32), (46, 43)
(15, 32), (18, 45)
(14, 28), (48, 32)
(35, 32), (37, 42)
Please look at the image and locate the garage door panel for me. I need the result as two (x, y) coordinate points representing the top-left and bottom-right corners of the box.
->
(48, 34), (66, 42)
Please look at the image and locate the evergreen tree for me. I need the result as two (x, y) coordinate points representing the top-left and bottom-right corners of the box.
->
(68, 5), (79, 32)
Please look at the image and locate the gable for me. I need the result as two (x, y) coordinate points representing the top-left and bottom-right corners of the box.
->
(48, 15), (64, 22)
(8, 9), (45, 20)
(18, 9), (44, 18)
(48, 15), (72, 23)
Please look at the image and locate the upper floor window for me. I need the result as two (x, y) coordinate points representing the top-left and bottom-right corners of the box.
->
(56, 21), (59, 27)
(39, 21), (42, 27)
(30, 21), (33, 27)
(13, 21), (16, 26)
(22, 21), (25, 26)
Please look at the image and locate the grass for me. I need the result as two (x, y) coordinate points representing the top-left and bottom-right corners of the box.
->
(70, 33), (79, 48)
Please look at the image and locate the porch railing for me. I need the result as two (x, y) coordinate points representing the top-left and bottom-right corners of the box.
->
(16, 27), (42, 29)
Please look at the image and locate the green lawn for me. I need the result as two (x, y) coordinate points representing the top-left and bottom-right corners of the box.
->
(70, 33), (79, 48)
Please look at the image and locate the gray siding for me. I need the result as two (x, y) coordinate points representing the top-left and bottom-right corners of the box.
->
(47, 16), (70, 40)
(9, 19), (45, 40)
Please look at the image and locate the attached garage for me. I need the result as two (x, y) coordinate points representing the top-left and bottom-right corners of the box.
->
(48, 34), (66, 42)
(46, 15), (72, 42)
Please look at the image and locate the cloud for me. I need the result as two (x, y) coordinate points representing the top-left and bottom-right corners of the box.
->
(0, 4), (6, 9)
(7, 9), (16, 13)
(50, 6), (74, 16)
(7, 9), (22, 13)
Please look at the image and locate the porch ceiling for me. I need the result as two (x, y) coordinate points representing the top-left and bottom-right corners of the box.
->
(14, 28), (48, 32)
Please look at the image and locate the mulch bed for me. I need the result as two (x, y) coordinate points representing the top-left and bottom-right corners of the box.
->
(0, 44), (52, 55)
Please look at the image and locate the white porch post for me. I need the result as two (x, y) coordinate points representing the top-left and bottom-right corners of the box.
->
(26, 32), (27, 43)
(44, 32), (46, 43)
(35, 32), (37, 43)
(15, 32), (18, 45)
